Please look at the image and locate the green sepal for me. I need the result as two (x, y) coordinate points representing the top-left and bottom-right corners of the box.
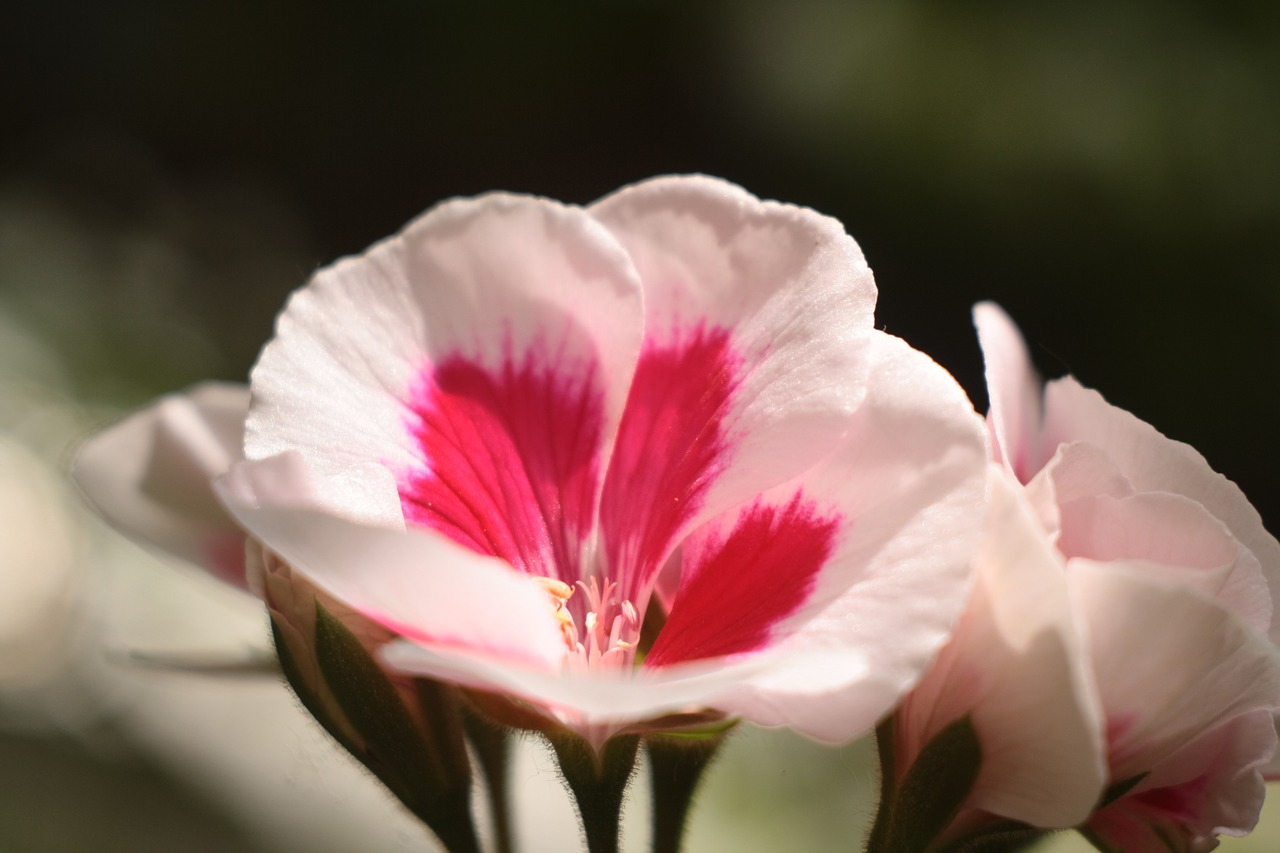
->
(311, 601), (480, 853)
(933, 820), (1053, 853)
(867, 714), (983, 853)
(643, 715), (739, 741)
(1099, 772), (1148, 808)
(546, 730), (640, 853)
(1078, 827), (1121, 853)
(271, 615), (364, 760)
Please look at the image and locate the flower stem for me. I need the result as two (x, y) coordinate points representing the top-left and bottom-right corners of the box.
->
(464, 709), (516, 853)
(645, 731), (727, 853)
(547, 732), (640, 853)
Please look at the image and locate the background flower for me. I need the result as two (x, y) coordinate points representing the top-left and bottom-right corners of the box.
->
(876, 304), (1280, 853)
(980, 305), (1280, 850)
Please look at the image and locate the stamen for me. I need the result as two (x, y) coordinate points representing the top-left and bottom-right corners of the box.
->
(535, 576), (578, 648)
(536, 575), (641, 671)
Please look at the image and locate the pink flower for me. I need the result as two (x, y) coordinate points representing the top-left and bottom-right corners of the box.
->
(75, 176), (989, 753)
(886, 303), (1280, 852)
(890, 467), (1108, 833)
(978, 301), (1280, 849)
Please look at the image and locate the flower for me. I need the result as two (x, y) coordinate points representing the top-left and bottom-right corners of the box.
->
(878, 303), (1280, 852)
(887, 466), (1108, 836)
(76, 176), (987, 762)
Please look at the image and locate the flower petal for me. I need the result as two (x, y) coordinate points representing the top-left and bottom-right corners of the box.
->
(973, 302), (1044, 482)
(897, 470), (1106, 828)
(1090, 710), (1276, 851)
(648, 332), (988, 742)
(1023, 440), (1135, 535)
(73, 382), (251, 589)
(382, 640), (772, 734)
(1046, 376), (1280, 644)
(591, 175), (877, 602)
(1069, 560), (1280, 783)
(246, 193), (645, 584)
(1057, 491), (1271, 634)
(215, 453), (566, 669)
(644, 493), (842, 669)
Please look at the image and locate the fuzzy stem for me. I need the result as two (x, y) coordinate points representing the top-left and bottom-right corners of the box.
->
(646, 732), (727, 853)
(866, 716), (898, 853)
(548, 733), (640, 853)
(464, 710), (515, 853)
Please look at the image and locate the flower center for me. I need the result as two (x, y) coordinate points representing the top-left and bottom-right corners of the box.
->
(536, 576), (640, 670)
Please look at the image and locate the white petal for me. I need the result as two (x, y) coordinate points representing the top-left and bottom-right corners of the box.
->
(245, 192), (644, 535)
(973, 302), (1045, 481)
(1088, 710), (1276, 851)
(592, 176), (878, 597)
(1023, 440), (1135, 536)
(897, 470), (1106, 827)
(1046, 376), (1280, 644)
(73, 382), (252, 589)
(1056, 491), (1271, 634)
(382, 640), (774, 733)
(216, 454), (566, 668)
(1070, 560), (1280, 782)
(665, 333), (989, 742)
(1139, 710), (1274, 840)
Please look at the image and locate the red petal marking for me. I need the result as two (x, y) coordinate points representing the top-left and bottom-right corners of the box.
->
(643, 492), (841, 668)
(397, 352), (603, 584)
(1106, 712), (1141, 772)
(600, 325), (740, 603)
(1089, 777), (1209, 851)
(1130, 776), (1209, 824)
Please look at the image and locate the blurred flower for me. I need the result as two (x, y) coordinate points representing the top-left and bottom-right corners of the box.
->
(76, 175), (988, 845)
(877, 304), (1280, 853)
(0, 436), (80, 691)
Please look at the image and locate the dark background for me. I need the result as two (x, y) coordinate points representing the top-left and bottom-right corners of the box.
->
(4, 1), (1279, 577)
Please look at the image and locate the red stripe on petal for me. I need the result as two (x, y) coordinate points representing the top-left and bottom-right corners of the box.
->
(600, 325), (740, 602)
(398, 353), (603, 583)
(644, 493), (840, 668)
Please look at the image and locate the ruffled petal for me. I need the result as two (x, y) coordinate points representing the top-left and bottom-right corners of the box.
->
(1069, 561), (1280, 783)
(246, 193), (645, 585)
(216, 453), (566, 668)
(1046, 376), (1280, 644)
(1089, 710), (1276, 851)
(591, 176), (876, 603)
(646, 332), (988, 742)
(973, 302), (1045, 482)
(73, 382), (252, 589)
(1023, 440), (1135, 536)
(1056, 491), (1271, 634)
(896, 470), (1106, 828)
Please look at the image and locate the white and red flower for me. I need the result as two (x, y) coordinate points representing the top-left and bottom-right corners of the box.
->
(75, 176), (988, 751)
(888, 303), (1280, 852)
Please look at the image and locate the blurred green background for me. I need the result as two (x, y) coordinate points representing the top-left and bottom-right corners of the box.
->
(2, 1), (1278, 850)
